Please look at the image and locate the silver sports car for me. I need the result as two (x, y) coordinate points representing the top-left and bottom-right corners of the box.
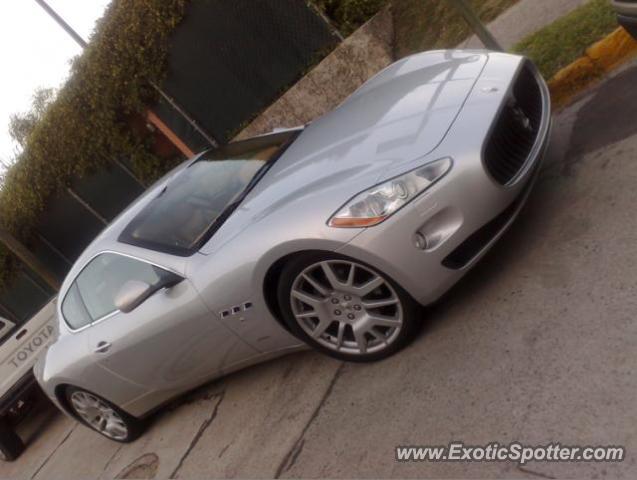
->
(35, 51), (551, 442)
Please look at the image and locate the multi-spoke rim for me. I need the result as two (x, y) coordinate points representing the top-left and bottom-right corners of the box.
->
(70, 391), (129, 441)
(290, 260), (403, 355)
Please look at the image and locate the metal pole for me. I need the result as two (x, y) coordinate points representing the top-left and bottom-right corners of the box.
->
(33, 0), (219, 147)
(66, 187), (108, 225)
(447, 0), (504, 51)
(33, 0), (87, 48)
(150, 83), (219, 148)
(307, 1), (345, 42)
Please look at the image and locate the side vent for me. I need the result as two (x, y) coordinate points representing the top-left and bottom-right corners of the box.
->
(220, 302), (253, 319)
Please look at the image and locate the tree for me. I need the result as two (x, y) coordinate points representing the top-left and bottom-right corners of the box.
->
(0, 155), (13, 172)
(2, 87), (60, 290)
(8, 87), (56, 150)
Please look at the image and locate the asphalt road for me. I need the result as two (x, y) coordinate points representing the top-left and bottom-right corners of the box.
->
(3, 62), (637, 479)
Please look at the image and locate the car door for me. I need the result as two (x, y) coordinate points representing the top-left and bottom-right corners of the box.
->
(67, 252), (257, 390)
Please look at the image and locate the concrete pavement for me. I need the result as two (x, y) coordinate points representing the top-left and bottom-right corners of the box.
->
(3, 61), (637, 479)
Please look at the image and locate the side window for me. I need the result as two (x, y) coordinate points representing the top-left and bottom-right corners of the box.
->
(62, 284), (92, 330)
(62, 253), (165, 329)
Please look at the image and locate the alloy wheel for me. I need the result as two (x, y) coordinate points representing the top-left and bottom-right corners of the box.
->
(70, 391), (129, 441)
(290, 260), (403, 355)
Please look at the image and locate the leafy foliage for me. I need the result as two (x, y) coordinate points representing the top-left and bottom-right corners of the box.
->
(0, 0), (187, 240)
(315, 0), (388, 36)
(8, 88), (56, 151)
(513, 0), (617, 78)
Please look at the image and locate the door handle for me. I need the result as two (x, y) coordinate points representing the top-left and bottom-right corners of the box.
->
(94, 341), (112, 354)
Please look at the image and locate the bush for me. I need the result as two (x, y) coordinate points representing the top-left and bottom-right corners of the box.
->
(0, 0), (187, 240)
(512, 0), (617, 78)
(315, 0), (388, 36)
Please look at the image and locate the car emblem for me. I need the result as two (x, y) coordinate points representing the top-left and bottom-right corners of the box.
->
(511, 105), (533, 132)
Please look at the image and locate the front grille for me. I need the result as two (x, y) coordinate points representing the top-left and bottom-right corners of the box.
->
(483, 64), (544, 185)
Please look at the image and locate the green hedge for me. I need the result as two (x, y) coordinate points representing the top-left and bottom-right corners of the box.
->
(0, 0), (187, 240)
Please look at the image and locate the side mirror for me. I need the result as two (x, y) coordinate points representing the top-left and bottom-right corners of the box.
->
(114, 272), (184, 314)
(114, 280), (154, 314)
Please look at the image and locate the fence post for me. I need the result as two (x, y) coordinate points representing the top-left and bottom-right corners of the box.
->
(447, 0), (504, 51)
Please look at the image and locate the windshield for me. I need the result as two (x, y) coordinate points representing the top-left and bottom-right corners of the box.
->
(119, 131), (298, 256)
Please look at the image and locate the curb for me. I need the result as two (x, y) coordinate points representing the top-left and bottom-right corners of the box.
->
(548, 26), (637, 108)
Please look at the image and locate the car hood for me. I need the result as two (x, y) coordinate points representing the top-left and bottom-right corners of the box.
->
(199, 51), (487, 254)
(276, 51), (486, 175)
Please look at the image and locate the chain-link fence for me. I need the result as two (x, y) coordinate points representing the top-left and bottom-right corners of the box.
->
(157, 0), (341, 148)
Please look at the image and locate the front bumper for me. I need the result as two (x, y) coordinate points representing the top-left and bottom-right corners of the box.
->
(338, 56), (551, 306)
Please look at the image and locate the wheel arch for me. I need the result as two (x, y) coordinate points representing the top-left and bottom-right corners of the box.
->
(54, 383), (139, 420)
(54, 384), (78, 420)
(262, 248), (420, 331)
(262, 250), (334, 332)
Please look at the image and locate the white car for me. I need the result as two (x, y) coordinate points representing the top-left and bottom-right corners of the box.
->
(0, 301), (57, 461)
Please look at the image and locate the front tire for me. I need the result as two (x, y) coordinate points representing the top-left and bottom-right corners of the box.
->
(277, 252), (421, 362)
(65, 387), (144, 443)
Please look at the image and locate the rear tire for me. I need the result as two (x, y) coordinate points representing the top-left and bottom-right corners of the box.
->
(0, 418), (24, 462)
(65, 387), (144, 443)
(277, 252), (421, 362)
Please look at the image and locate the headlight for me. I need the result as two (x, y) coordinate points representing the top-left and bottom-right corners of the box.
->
(328, 157), (452, 228)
